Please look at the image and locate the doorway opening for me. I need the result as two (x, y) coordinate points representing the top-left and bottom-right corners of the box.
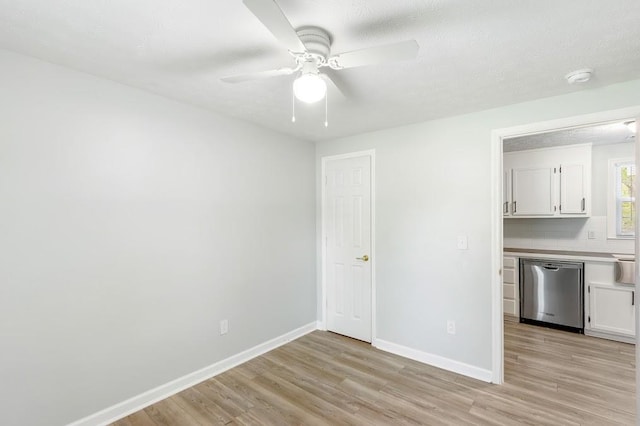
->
(491, 107), (640, 402)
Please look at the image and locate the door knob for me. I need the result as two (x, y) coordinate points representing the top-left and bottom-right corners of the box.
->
(356, 255), (369, 262)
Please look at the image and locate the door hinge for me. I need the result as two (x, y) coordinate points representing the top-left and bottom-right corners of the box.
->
(559, 204), (562, 212)
(559, 166), (562, 173)
(588, 316), (591, 323)
(554, 167), (557, 173)
(588, 285), (590, 293)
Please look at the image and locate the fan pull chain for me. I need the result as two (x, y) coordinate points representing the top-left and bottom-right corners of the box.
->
(291, 90), (296, 123)
(324, 92), (328, 127)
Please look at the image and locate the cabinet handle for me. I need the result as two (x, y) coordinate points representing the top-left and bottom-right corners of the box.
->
(503, 201), (508, 214)
(513, 201), (517, 214)
(581, 197), (585, 212)
(632, 291), (635, 306)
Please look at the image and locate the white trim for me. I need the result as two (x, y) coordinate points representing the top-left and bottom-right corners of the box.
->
(371, 151), (377, 345)
(635, 113), (640, 423)
(67, 322), (318, 426)
(490, 126), (504, 385)
(374, 339), (493, 383)
(491, 105), (640, 388)
(320, 149), (376, 344)
(585, 329), (635, 345)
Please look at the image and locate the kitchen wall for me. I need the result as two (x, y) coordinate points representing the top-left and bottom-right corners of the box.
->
(504, 142), (636, 253)
(0, 49), (316, 426)
(316, 79), (640, 375)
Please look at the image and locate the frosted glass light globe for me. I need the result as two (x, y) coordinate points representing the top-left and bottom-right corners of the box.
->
(293, 73), (327, 104)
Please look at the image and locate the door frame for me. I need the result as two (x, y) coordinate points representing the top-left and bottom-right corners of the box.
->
(320, 149), (376, 344)
(491, 106), (640, 384)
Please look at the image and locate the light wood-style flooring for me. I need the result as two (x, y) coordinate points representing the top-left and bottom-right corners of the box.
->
(113, 321), (635, 425)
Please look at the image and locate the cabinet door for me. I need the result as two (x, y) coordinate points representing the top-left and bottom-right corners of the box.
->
(589, 284), (635, 337)
(560, 163), (587, 215)
(511, 166), (555, 216)
(503, 170), (510, 216)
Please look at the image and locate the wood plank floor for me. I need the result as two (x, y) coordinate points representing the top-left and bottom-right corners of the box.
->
(112, 321), (635, 425)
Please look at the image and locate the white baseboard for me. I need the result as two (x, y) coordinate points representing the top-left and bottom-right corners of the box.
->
(316, 320), (326, 330)
(584, 329), (636, 344)
(374, 339), (493, 383)
(68, 322), (318, 426)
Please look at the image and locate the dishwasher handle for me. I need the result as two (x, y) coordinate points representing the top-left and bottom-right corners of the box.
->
(542, 264), (561, 271)
(523, 259), (584, 271)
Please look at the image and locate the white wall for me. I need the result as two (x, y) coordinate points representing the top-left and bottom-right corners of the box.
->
(0, 50), (316, 426)
(316, 79), (640, 373)
(504, 142), (635, 254)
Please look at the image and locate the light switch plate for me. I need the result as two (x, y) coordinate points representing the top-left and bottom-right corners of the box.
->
(220, 319), (229, 335)
(457, 235), (468, 250)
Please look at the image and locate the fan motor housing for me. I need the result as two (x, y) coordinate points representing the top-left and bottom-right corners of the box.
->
(296, 27), (331, 64)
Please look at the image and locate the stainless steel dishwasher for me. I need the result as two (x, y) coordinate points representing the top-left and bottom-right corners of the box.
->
(520, 259), (584, 332)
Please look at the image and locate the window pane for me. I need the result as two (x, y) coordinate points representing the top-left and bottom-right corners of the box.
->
(620, 164), (636, 198)
(615, 162), (636, 237)
(621, 201), (635, 234)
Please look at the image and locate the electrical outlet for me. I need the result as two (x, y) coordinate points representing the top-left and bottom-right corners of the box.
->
(220, 319), (229, 335)
(447, 320), (456, 335)
(457, 235), (468, 250)
(588, 230), (596, 239)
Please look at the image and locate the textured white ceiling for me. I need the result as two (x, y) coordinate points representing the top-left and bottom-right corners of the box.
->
(1, 0), (639, 142)
(504, 121), (636, 152)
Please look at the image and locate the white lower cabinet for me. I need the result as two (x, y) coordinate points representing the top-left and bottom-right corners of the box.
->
(503, 256), (519, 317)
(588, 284), (635, 337)
(584, 262), (636, 343)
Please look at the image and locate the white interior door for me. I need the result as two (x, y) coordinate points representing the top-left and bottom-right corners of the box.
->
(324, 155), (372, 342)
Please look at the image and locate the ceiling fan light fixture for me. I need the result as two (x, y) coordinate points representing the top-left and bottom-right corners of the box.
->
(293, 72), (327, 104)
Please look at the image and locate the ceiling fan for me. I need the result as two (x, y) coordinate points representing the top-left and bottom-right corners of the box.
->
(221, 0), (420, 105)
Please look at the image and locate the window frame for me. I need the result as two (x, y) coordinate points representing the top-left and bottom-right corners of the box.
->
(607, 157), (636, 239)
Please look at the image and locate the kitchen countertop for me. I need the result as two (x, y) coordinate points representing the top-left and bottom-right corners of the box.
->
(503, 248), (633, 262)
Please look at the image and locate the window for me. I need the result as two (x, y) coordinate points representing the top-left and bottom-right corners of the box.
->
(608, 159), (636, 238)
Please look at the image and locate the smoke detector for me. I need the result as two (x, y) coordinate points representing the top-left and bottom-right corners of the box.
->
(565, 68), (593, 84)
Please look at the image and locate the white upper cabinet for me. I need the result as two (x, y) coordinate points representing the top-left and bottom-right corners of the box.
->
(559, 163), (587, 215)
(503, 170), (510, 216)
(512, 166), (555, 216)
(504, 144), (591, 218)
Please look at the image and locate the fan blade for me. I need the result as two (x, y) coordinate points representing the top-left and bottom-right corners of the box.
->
(321, 71), (348, 101)
(221, 67), (296, 83)
(329, 40), (419, 69)
(243, 0), (305, 52)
